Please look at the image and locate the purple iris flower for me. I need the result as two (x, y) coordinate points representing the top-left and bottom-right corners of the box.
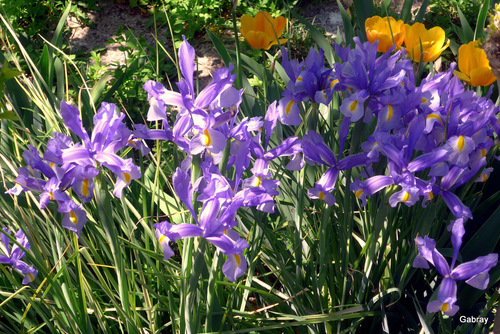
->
(58, 200), (88, 238)
(205, 229), (249, 282)
(6, 167), (46, 195)
(340, 90), (369, 122)
(129, 124), (172, 156)
(143, 36), (235, 120)
(308, 167), (338, 205)
(277, 96), (302, 126)
(0, 228), (38, 284)
(350, 176), (394, 206)
(414, 219), (498, 316)
(280, 47), (336, 106)
(60, 100), (140, 199)
(154, 221), (203, 260)
(333, 37), (409, 96)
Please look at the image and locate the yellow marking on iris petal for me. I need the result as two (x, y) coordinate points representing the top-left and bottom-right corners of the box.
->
(426, 114), (443, 126)
(441, 303), (449, 312)
(296, 75), (303, 83)
(27, 273), (34, 282)
(124, 173), (131, 184)
(128, 140), (137, 147)
(285, 100), (295, 116)
(482, 173), (488, 182)
(253, 176), (262, 187)
(49, 192), (54, 201)
(159, 235), (166, 243)
(323, 91), (327, 100)
(428, 192), (434, 201)
(350, 100), (358, 112)
(457, 135), (465, 152)
(330, 79), (339, 89)
(481, 149), (487, 157)
(319, 191), (325, 200)
(402, 191), (410, 202)
(355, 189), (363, 198)
(69, 211), (78, 225)
(202, 129), (212, 146)
(49, 162), (56, 169)
(82, 179), (89, 197)
(387, 105), (393, 121)
(234, 254), (241, 266)
(421, 97), (427, 103)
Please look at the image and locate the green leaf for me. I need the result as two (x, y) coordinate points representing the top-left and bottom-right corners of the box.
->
(475, 0), (491, 40)
(206, 29), (233, 70)
(0, 111), (20, 121)
(51, 1), (72, 48)
(0, 62), (23, 82)
(461, 205), (500, 261)
(414, 0), (429, 23)
(400, 0), (414, 23)
(457, 5), (474, 43)
(90, 73), (111, 105)
(38, 45), (53, 89)
(352, 0), (374, 40)
(337, 0), (355, 47)
(53, 56), (65, 100)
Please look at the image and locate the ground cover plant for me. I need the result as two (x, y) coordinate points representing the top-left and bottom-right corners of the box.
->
(1, 0), (500, 333)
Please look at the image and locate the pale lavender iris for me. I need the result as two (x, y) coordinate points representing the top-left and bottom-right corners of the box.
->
(60, 100), (140, 199)
(0, 228), (38, 284)
(414, 219), (498, 316)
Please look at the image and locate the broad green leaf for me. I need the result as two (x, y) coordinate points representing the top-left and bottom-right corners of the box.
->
(51, 1), (72, 48)
(337, 0), (355, 47)
(0, 111), (20, 121)
(457, 5), (474, 43)
(352, 0), (375, 40)
(414, 0), (429, 23)
(54, 56), (65, 100)
(206, 29), (233, 67)
(475, 0), (491, 40)
(400, 0), (414, 23)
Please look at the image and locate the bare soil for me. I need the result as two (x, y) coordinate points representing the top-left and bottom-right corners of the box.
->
(66, 0), (424, 88)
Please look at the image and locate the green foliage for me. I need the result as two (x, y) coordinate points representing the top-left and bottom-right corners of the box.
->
(0, 0), (499, 333)
(425, 0), (486, 41)
(0, 0), (99, 40)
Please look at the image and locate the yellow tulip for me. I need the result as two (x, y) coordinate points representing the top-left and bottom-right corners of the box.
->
(240, 11), (287, 50)
(403, 23), (450, 62)
(454, 40), (497, 87)
(365, 16), (405, 52)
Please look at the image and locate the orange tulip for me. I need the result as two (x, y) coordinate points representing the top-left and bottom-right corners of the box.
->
(365, 16), (405, 52)
(240, 11), (287, 50)
(454, 40), (497, 87)
(403, 23), (449, 62)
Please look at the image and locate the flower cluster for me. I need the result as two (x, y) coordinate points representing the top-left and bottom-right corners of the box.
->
(6, 102), (142, 237)
(0, 228), (37, 284)
(240, 11), (287, 50)
(365, 15), (497, 86)
(365, 16), (450, 62)
(273, 37), (499, 312)
(142, 37), (301, 282)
